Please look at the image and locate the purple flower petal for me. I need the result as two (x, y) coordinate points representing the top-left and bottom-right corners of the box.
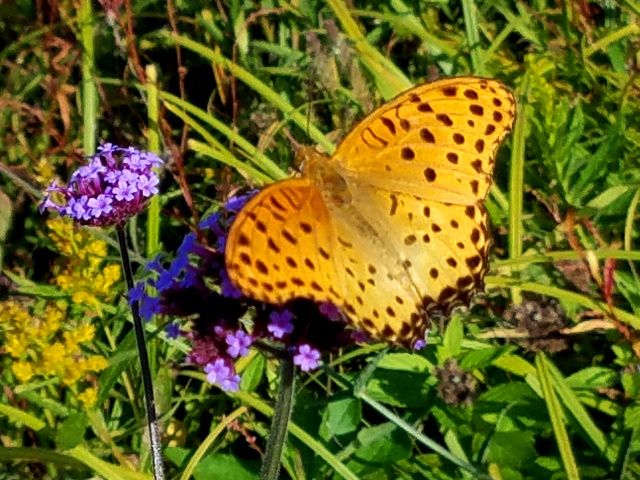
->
(267, 310), (294, 339)
(225, 329), (253, 358)
(166, 323), (181, 339)
(204, 358), (241, 392)
(293, 344), (321, 372)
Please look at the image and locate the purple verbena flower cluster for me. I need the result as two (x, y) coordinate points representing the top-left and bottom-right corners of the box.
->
(129, 191), (358, 392)
(40, 144), (162, 227)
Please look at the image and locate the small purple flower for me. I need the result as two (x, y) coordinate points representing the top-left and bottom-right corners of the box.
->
(137, 173), (159, 197)
(225, 190), (258, 212)
(267, 310), (294, 339)
(128, 282), (145, 304)
(166, 323), (181, 339)
(112, 178), (136, 201)
(147, 254), (164, 273)
(156, 269), (175, 291)
(413, 338), (427, 351)
(225, 329), (253, 358)
(220, 269), (242, 299)
(199, 212), (222, 232)
(319, 302), (342, 321)
(204, 358), (241, 392)
(139, 294), (161, 321)
(40, 144), (163, 227)
(87, 194), (113, 218)
(351, 330), (370, 343)
(220, 373), (241, 392)
(293, 344), (321, 372)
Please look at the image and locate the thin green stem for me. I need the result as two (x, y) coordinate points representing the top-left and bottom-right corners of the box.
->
(260, 356), (295, 480)
(508, 72), (530, 304)
(79, 0), (97, 153)
(116, 225), (165, 480)
(145, 64), (161, 257)
(461, 0), (482, 73)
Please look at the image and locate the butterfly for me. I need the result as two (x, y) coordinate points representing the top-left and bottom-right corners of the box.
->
(225, 77), (516, 347)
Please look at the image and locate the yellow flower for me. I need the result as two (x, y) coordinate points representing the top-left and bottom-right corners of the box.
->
(83, 355), (108, 371)
(60, 361), (84, 386)
(65, 323), (96, 347)
(77, 387), (98, 408)
(4, 335), (29, 358)
(70, 290), (101, 311)
(41, 342), (67, 375)
(12, 361), (34, 382)
(34, 158), (57, 185)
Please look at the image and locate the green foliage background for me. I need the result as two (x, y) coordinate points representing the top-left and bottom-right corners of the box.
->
(1, 1), (640, 479)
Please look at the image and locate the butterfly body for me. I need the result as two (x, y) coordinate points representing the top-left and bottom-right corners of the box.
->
(225, 77), (516, 346)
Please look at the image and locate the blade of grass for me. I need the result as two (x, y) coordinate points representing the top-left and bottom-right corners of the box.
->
(326, 0), (412, 98)
(78, 0), (97, 154)
(536, 353), (581, 480)
(145, 64), (161, 257)
(545, 358), (609, 460)
(178, 407), (247, 480)
(507, 72), (530, 305)
(159, 90), (286, 181)
(461, 0), (482, 74)
(187, 139), (273, 185)
(354, 0), (458, 58)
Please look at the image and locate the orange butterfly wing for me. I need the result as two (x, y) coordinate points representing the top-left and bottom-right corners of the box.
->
(225, 76), (516, 346)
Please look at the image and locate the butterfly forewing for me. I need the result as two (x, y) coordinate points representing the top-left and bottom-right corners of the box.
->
(225, 179), (342, 306)
(332, 77), (516, 204)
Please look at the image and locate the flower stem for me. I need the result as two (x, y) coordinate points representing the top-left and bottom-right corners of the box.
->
(116, 225), (165, 480)
(260, 355), (295, 480)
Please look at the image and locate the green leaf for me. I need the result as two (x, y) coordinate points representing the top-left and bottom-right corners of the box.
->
(460, 346), (508, 369)
(485, 431), (537, 468)
(355, 422), (411, 464)
(0, 189), (12, 241)
(587, 185), (635, 210)
(440, 314), (463, 360)
(97, 331), (137, 406)
(376, 352), (431, 372)
(241, 353), (266, 392)
(319, 397), (361, 440)
(566, 367), (618, 390)
(166, 448), (258, 480)
(478, 382), (537, 403)
(366, 355), (431, 408)
(55, 413), (87, 450)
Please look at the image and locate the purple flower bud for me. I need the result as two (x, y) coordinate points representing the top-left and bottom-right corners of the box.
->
(220, 269), (242, 299)
(318, 302), (342, 321)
